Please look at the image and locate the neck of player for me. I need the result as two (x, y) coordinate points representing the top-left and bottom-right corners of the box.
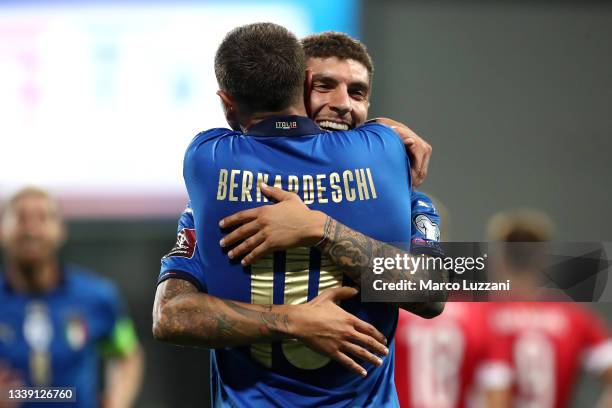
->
(6, 258), (61, 294)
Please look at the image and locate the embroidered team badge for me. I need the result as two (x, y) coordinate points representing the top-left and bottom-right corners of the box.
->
(413, 214), (440, 242)
(65, 315), (88, 351)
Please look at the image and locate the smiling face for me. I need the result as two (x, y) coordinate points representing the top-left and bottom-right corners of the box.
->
(307, 56), (370, 131)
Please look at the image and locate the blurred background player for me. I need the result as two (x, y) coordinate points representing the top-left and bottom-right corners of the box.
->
(394, 198), (509, 408)
(395, 302), (506, 408)
(0, 187), (144, 408)
(480, 209), (612, 408)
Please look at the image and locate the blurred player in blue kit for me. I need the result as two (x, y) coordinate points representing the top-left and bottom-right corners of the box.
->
(153, 25), (445, 407)
(0, 188), (143, 408)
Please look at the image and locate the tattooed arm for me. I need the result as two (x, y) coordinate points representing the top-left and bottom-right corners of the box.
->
(152, 278), (389, 376)
(219, 184), (447, 317)
(152, 279), (291, 348)
(317, 218), (447, 317)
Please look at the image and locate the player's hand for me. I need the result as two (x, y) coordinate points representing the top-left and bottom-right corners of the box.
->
(219, 183), (326, 265)
(0, 364), (24, 408)
(372, 117), (432, 187)
(291, 286), (388, 377)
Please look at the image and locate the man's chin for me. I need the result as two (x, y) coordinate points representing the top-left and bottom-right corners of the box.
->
(13, 251), (48, 269)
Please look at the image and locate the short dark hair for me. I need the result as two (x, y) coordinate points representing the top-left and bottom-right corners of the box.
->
(215, 23), (306, 114)
(301, 31), (374, 82)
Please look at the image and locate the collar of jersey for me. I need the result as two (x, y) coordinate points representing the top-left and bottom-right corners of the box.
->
(246, 115), (322, 137)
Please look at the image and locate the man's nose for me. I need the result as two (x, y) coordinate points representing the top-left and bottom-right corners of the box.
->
(329, 88), (352, 117)
(22, 218), (43, 234)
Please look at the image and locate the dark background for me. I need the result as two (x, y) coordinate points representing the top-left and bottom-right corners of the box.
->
(11, 1), (612, 407)
(364, 0), (612, 242)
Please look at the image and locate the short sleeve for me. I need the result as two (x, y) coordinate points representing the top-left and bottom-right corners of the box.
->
(158, 202), (207, 292)
(579, 307), (612, 375)
(360, 121), (412, 189)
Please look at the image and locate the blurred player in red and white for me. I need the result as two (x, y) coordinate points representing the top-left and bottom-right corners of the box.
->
(394, 200), (509, 408)
(481, 209), (612, 408)
(395, 302), (508, 408)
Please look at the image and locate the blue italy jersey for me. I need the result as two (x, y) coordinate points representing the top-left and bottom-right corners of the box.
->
(181, 116), (413, 408)
(159, 194), (441, 288)
(0, 265), (136, 408)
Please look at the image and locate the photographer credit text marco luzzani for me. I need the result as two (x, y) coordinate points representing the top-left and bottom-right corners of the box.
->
(371, 253), (512, 292)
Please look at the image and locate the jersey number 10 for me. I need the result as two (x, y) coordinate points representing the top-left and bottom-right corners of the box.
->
(250, 248), (343, 370)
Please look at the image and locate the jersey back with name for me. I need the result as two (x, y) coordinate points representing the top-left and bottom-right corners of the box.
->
(183, 117), (412, 407)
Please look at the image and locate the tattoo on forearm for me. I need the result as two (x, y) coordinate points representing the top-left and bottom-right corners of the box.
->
(319, 218), (448, 304)
(154, 279), (289, 347)
(215, 312), (238, 338)
(159, 279), (198, 305)
(320, 219), (410, 284)
(225, 301), (290, 336)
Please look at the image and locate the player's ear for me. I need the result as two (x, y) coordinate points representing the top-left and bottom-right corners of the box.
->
(216, 90), (240, 131)
(217, 89), (231, 104)
(303, 69), (313, 117)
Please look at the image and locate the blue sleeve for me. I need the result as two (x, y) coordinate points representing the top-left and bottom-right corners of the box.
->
(158, 202), (207, 292)
(180, 128), (237, 292)
(360, 122), (412, 189)
(410, 191), (444, 257)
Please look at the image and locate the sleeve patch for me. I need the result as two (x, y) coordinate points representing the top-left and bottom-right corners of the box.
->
(413, 214), (440, 242)
(163, 228), (197, 259)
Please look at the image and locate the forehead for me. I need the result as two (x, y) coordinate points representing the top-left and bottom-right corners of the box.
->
(307, 57), (369, 85)
(5, 193), (59, 218)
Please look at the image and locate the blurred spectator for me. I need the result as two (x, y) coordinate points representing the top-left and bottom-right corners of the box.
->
(0, 187), (144, 408)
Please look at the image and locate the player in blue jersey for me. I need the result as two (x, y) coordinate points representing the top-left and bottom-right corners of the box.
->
(157, 31), (441, 318)
(154, 24), (446, 407)
(157, 31), (441, 314)
(0, 187), (143, 408)
(300, 32), (432, 188)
